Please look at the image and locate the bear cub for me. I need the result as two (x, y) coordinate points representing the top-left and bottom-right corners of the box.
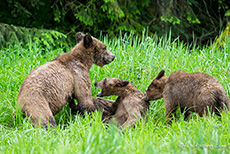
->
(95, 78), (150, 128)
(17, 32), (115, 127)
(143, 70), (229, 124)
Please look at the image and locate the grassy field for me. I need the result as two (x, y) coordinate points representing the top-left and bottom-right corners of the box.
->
(0, 32), (230, 153)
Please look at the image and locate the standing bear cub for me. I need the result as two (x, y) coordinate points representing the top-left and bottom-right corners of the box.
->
(95, 78), (150, 128)
(143, 70), (229, 124)
(17, 32), (115, 127)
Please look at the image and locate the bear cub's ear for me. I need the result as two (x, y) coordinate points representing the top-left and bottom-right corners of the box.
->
(83, 35), (93, 48)
(156, 70), (165, 80)
(116, 81), (129, 87)
(76, 32), (85, 43)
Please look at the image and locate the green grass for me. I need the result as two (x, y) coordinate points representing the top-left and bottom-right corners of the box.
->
(0, 32), (230, 153)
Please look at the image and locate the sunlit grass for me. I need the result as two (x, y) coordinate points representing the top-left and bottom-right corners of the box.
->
(0, 32), (230, 153)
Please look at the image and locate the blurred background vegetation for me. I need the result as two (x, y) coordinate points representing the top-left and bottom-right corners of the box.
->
(0, 0), (229, 48)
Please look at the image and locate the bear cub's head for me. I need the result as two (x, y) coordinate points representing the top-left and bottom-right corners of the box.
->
(143, 70), (168, 101)
(95, 78), (130, 97)
(76, 32), (116, 67)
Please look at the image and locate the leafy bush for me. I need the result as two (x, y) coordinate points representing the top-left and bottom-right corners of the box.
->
(0, 23), (68, 49)
(0, 0), (229, 45)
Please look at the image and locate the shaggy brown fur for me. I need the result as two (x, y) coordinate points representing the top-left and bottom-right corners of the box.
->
(143, 70), (229, 124)
(95, 78), (150, 128)
(17, 32), (115, 127)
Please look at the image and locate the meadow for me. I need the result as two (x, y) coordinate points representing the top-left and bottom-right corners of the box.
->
(0, 32), (230, 153)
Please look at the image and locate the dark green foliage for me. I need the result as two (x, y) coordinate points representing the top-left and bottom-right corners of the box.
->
(61, 0), (150, 36)
(0, 23), (68, 49)
(0, 0), (229, 47)
(143, 0), (230, 44)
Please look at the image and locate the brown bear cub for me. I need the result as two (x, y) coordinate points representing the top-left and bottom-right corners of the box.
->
(143, 70), (229, 124)
(17, 32), (115, 127)
(95, 78), (150, 128)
